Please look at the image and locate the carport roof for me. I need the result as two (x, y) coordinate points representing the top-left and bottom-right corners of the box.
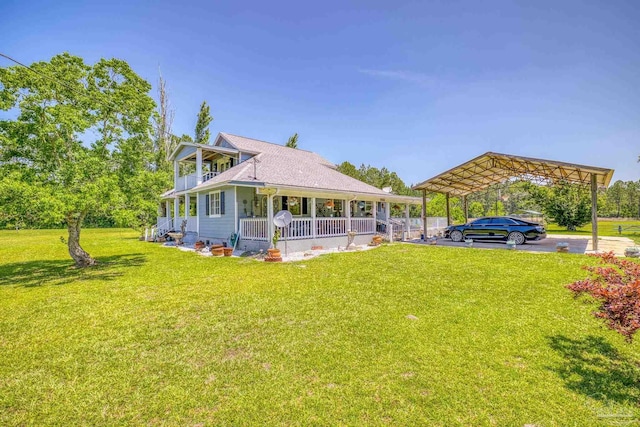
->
(412, 152), (614, 196)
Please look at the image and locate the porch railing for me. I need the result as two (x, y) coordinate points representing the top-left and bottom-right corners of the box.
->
(239, 217), (377, 241)
(349, 218), (375, 234)
(175, 171), (220, 191)
(240, 218), (268, 241)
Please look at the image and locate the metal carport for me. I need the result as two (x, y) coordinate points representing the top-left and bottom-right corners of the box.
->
(412, 152), (614, 251)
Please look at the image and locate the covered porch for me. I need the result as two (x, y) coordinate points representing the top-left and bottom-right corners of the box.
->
(239, 187), (422, 245)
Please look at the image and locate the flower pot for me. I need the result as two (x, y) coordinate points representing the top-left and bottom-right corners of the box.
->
(211, 246), (224, 257)
(195, 241), (205, 250)
(267, 248), (281, 258)
(223, 248), (233, 257)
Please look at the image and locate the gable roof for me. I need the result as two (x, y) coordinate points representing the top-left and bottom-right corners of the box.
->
(412, 152), (615, 196)
(188, 133), (419, 202)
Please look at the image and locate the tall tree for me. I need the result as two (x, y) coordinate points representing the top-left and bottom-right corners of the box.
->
(0, 53), (155, 266)
(153, 71), (176, 172)
(286, 133), (298, 148)
(194, 101), (212, 145)
(525, 181), (592, 230)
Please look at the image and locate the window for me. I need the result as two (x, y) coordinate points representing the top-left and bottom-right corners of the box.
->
(472, 218), (492, 225)
(208, 191), (225, 217)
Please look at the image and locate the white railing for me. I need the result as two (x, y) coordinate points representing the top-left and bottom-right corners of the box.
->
(349, 218), (375, 234)
(239, 217), (376, 241)
(278, 218), (313, 240)
(175, 173), (199, 191)
(240, 218), (268, 240)
(316, 217), (347, 237)
(202, 171), (219, 182)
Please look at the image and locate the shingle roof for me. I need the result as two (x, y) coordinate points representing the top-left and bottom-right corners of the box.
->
(190, 133), (419, 202)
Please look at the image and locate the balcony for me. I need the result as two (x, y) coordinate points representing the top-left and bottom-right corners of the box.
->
(175, 171), (220, 191)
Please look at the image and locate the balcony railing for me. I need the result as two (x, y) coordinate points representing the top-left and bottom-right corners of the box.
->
(175, 172), (220, 191)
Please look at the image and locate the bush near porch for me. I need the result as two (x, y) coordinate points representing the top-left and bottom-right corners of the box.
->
(1, 229), (640, 426)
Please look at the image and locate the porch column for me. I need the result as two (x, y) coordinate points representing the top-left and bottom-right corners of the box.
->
(405, 203), (410, 241)
(311, 197), (317, 238)
(591, 173), (599, 251)
(346, 199), (352, 231)
(174, 160), (180, 188)
(184, 193), (190, 232)
(165, 200), (171, 225)
(267, 194), (274, 247)
(385, 202), (392, 243)
(173, 196), (180, 230)
(196, 148), (203, 184)
(196, 194), (200, 234)
(445, 193), (451, 226)
(422, 190), (427, 240)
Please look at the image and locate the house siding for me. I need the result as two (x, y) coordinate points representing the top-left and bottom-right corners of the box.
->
(176, 145), (197, 160)
(197, 185), (237, 241)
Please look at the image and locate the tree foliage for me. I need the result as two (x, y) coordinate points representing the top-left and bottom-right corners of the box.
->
(524, 181), (591, 230)
(194, 101), (212, 145)
(568, 252), (640, 342)
(286, 133), (298, 149)
(0, 53), (156, 265)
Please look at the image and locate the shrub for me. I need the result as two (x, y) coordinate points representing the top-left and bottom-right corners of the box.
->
(568, 252), (640, 342)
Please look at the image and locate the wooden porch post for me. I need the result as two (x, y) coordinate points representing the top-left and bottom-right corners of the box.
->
(196, 148), (203, 185)
(267, 193), (274, 247)
(196, 193), (200, 234)
(346, 199), (352, 231)
(385, 202), (392, 243)
(184, 193), (190, 228)
(405, 203), (410, 241)
(445, 193), (451, 226)
(165, 200), (171, 225)
(311, 197), (317, 238)
(591, 173), (599, 251)
(173, 196), (180, 230)
(422, 190), (427, 240)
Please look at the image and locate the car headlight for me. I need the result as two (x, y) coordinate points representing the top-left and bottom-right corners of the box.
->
(535, 226), (544, 232)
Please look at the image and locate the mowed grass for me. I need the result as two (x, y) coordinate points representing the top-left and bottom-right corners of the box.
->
(547, 218), (640, 243)
(1, 229), (640, 426)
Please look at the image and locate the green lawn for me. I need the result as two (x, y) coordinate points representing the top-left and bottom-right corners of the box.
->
(1, 229), (640, 426)
(547, 218), (640, 243)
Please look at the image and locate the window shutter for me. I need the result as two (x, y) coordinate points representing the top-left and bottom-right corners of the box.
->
(220, 191), (225, 215)
(205, 194), (210, 216)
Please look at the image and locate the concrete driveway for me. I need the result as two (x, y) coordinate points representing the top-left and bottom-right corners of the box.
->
(416, 234), (636, 256)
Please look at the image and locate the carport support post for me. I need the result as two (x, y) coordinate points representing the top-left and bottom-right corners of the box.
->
(462, 195), (468, 223)
(421, 190), (427, 240)
(591, 173), (598, 252)
(445, 193), (451, 226)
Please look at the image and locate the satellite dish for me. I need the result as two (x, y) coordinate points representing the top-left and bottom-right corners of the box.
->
(273, 210), (293, 227)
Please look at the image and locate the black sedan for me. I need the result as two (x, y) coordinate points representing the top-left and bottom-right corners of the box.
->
(444, 216), (546, 245)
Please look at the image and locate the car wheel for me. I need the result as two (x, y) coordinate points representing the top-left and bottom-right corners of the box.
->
(450, 230), (463, 242)
(508, 231), (525, 245)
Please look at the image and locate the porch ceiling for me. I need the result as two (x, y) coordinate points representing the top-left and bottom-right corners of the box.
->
(412, 152), (614, 197)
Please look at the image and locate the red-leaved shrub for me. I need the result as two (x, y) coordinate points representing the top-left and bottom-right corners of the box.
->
(568, 251), (640, 342)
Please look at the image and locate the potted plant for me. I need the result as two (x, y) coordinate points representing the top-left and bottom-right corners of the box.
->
(266, 229), (282, 260)
(372, 235), (383, 245)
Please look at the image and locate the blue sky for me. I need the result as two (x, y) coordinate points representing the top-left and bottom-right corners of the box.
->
(2, 0), (639, 185)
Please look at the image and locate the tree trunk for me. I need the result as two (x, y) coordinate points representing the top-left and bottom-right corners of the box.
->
(66, 214), (96, 267)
